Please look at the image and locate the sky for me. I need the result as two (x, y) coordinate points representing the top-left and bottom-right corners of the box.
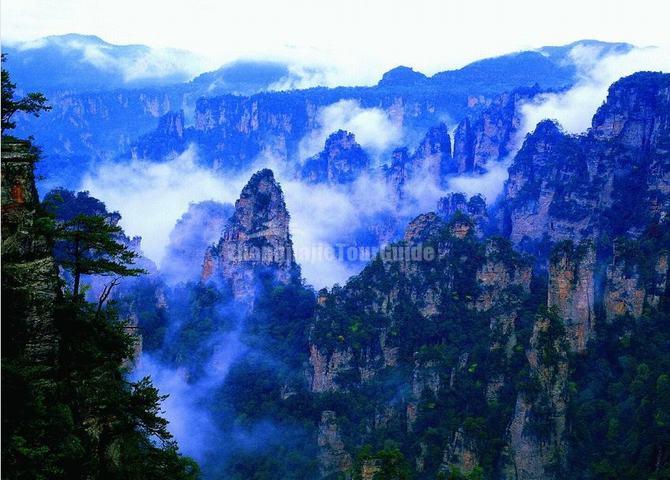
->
(3, 0), (670, 85)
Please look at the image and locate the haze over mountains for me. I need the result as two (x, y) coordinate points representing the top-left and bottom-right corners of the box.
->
(3, 24), (670, 480)
(6, 35), (667, 286)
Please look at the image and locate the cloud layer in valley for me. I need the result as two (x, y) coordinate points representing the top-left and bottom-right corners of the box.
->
(298, 100), (403, 161)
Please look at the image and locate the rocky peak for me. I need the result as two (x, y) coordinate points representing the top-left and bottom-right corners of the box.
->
(301, 130), (369, 184)
(452, 86), (539, 173)
(438, 193), (488, 236)
(503, 73), (670, 255)
(377, 66), (428, 87)
(157, 110), (185, 139)
(591, 72), (670, 151)
(202, 169), (296, 304)
(413, 122), (455, 179)
(404, 212), (446, 243)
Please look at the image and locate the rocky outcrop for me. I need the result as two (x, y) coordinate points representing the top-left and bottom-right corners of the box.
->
(202, 169), (297, 305)
(317, 411), (352, 477)
(452, 86), (539, 173)
(437, 193), (488, 235)
(503, 73), (670, 252)
(504, 313), (569, 480)
(301, 130), (369, 184)
(1, 138), (60, 361)
(548, 241), (596, 353)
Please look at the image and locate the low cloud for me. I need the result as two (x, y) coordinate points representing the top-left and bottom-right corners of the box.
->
(519, 44), (670, 136)
(298, 100), (403, 161)
(80, 147), (245, 264)
(15, 35), (205, 84)
(81, 144), (513, 289)
(445, 159), (511, 203)
(131, 329), (246, 461)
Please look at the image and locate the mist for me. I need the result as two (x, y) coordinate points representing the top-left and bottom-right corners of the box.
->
(519, 44), (670, 136)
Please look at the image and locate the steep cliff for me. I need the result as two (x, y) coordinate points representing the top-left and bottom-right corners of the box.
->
(301, 130), (370, 184)
(202, 169), (298, 305)
(452, 86), (539, 173)
(1, 138), (60, 361)
(503, 72), (670, 253)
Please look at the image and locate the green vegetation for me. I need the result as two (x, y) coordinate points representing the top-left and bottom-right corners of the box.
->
(1, 54), (50, 133)
(2, 62), (198, 479)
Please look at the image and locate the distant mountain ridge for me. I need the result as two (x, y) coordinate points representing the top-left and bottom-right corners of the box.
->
(4, 36), (638, 194)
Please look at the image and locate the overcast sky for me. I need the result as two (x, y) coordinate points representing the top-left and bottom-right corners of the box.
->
(3, 0), (669, 83)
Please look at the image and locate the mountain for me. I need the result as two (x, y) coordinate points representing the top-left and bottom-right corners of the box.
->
(502, 72), (670, 256)
(2, 33), (201, 92)
(6, 39), (633, 191)
(202, 169), (298, 305)
(107, 71), (670, 479)
(301, 130), (370, 184)
(188, 60), (291, 96)
(302, 72), (670, 479)
(5, 35), (669, 480)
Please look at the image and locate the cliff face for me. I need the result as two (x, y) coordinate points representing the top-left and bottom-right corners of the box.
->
(1, 138), (60, 361)
(301, 130), (369, 184)
(503, 73), (670, 252)
(504, 311), (569, 480)
(202, 169), (297, 305)
(452, 87), (539, 173)
(307, 212), (533, 477)
(547, 241), (596, 353)
(300, 73), (670, 480)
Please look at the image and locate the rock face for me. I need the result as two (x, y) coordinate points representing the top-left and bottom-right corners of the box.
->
(385, 123), (454, 198)
(1, 138), (60, 362)
(548, 241), (596, 353)
(504, 313), (569, 480)
(452, 86), (539, 173)
(202, 169), (297, 305)
(603, 242), (669, 321)
(503, 73), (670, 252)
(301, 130), (369, 184)
(317, 411), (353, 477)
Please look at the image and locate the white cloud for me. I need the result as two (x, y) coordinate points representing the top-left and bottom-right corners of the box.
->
(298, 100), (403, 160)
(4, 0), (670, 88)
(80, 147), (246, 264)
(519, 45), (670, 136)
(446, 159), (511, 203)
(131, 329), (246, 461)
